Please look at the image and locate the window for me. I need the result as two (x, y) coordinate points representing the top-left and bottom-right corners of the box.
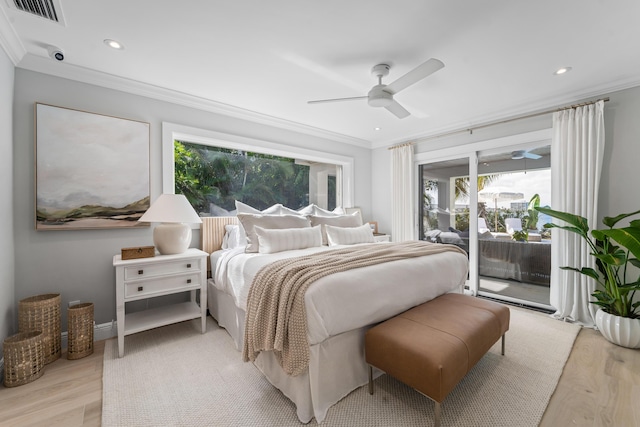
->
(162, 123), (354, 216)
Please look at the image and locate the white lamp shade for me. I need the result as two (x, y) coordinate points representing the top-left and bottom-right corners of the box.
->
(138, 194), (202, 255)
(138, 194), (202, 224)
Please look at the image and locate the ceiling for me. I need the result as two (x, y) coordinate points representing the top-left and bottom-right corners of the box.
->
(2, 1), (640, 148)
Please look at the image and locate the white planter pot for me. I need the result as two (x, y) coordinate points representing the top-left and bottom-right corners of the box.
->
(595, 309), (640, 349)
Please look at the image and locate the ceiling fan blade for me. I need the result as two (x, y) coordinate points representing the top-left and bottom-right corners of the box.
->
(385, 58), (444, 95)
(524, 152), (542, 159)
(385, 100), (410, 119)
(307, 96), (368, 104)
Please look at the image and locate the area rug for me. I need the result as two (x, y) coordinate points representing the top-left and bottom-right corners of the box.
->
(102, 307), (580, 426)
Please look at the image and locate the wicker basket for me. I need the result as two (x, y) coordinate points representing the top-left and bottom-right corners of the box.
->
(18, 293), (61, 364)
(67, 302), (94, 360)
(3, 331), (46, 387)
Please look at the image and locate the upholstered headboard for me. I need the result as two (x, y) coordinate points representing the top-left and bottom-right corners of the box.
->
(200, 216), (239, 254)
(200, 216), (239, 276)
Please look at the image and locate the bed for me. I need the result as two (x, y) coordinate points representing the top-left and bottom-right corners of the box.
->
(201, 210), (469, 423)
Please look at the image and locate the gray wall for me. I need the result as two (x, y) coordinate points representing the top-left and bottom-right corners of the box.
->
(12, 69), (372, 329)
(371, 87), (640, 235)
(0, 48), (15, 353)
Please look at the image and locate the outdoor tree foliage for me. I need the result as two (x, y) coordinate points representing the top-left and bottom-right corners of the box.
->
(174, 141), (310, 214)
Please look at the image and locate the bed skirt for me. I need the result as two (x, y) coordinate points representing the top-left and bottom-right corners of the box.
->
(207, 280), (384, 423)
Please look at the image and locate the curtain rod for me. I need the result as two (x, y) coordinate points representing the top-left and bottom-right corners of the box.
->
(388, 141), (415, 150)
(403, 97), (610, 145)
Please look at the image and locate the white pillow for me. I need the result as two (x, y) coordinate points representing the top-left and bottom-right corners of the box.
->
(279, 205), (303, 216)
(308, 213), (363, 245)
(235, 200), (283, 215)
(325, 223), (375, 246)
(235, 200), (305, 217)
(237, 213), (311, 253)
(255, 225), (322, 254)
(221, 224), (246, 249)
(298, 204), (344, 217)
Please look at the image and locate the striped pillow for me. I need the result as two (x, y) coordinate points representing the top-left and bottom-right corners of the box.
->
(255, 225), (322, 254)
(237, 213), (311, 253)
(325, 223), (375, 246)
(308, 213), (363, 245)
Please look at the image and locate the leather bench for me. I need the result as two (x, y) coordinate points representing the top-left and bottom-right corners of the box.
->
(365, 293), (510, 427)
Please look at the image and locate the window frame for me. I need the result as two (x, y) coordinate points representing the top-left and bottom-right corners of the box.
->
(161, 122), (355, 218)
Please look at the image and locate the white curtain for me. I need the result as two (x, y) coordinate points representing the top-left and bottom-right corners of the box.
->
(390, 144), (414, 242)
(550, 100), (605, 326)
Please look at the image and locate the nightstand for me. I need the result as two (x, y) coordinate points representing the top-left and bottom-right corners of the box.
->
(373, 234), (391, 243)
(113, 248), (208, 357)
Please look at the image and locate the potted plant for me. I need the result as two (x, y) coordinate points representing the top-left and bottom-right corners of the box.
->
(512, 230), (528, 242)
(535, 206), (640, 348)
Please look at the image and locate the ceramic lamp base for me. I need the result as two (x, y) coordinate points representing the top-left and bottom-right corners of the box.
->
(153, 223), (191, 255)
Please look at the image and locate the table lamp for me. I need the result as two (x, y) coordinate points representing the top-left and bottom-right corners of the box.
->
(138, 194), (202, 255)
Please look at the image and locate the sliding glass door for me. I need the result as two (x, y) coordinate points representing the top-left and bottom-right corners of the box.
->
(418, 155), (477, 295)
(476, 146), (552, 309)
(417, 137), (553, 310)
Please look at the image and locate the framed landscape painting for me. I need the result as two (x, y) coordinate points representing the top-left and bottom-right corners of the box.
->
(35, 103), (150, 230)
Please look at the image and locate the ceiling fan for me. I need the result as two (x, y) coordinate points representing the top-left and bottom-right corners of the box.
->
(307, 58), (444, 119)
(511, 150), (541, 160)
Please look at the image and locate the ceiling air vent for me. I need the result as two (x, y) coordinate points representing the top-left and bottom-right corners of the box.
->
(10, 0), (65, 24)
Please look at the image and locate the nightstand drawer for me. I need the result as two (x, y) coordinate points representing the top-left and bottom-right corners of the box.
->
(124, 258), (202, 280)
(125, 273), (201, 298)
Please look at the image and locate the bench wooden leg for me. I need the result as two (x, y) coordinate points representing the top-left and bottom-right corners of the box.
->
(368, 365), (374, 395)
(501, 334), (506, 356)
(434, 401), (441, 427)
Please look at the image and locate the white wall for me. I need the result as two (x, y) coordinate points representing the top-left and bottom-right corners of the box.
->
(0, 47), (15, 351)
(13, 69), (372, 328)
(371, 88), (640, 235)
(598, 86), (640, 221)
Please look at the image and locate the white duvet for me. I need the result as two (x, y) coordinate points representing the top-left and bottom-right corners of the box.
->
(212, 243), (469, 346)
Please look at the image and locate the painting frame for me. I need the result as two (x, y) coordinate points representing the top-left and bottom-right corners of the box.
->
(35, 103), (150, 230)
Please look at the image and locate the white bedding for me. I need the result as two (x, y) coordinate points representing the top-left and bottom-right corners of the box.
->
(209, 242), (469, 423)
(212, 243), (468, 346)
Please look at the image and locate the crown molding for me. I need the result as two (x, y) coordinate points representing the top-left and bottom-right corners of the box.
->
(371, 76), (640, 150)
(0, 7), (26, 65)
(16, 53), (372, 149)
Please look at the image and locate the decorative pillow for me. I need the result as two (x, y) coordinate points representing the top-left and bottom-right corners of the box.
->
(235, 200), (283, 215)
(221, 224), (246, 249)
(278, 205), (303, 216)
(437, 231), (466, 246)
(325, 223), (374, 246)
(254, 225), (322, 254)
(298, 204), (344, 217)
(308, 213), (363, 245)
(237, 213), (311, 253)
(424, 229), (442, 242)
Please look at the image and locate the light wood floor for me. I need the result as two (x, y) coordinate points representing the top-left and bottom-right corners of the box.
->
(0, 327), (638, 426)
(0, 341), (104, 426)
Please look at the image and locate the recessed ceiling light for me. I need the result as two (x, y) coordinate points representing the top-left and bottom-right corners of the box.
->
(554, 67), (572, 75)
(104, 39), (124, 50)
(374, 127), (381, 131)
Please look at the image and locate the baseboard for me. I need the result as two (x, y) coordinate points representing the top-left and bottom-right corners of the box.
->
(61, 320), (118, 349)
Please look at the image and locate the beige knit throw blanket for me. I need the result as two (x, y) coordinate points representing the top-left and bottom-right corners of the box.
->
(242, 241), (467, 376)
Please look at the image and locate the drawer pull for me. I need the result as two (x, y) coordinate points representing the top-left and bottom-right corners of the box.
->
(187, 263), (192, 268)
(187, 279), (192, 284)
(138, 286), (144, 292)
(138, 270), (144, 275)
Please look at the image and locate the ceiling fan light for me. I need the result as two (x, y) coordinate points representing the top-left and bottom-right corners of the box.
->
(368, 97), (393, 108)
(367, 86), (393, 107)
